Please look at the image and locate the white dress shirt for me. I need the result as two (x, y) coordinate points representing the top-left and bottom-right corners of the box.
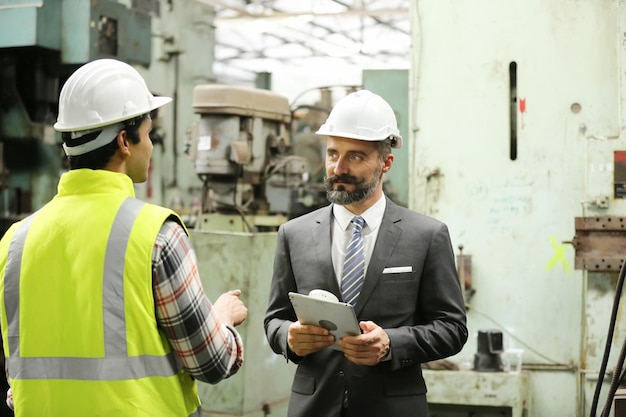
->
(331, 195), (387, 287)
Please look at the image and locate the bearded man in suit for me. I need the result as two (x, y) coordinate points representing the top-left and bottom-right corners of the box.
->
(264, 89), (467, 417)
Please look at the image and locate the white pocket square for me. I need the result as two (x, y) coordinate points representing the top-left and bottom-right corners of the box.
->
(382, 266), (413, 274)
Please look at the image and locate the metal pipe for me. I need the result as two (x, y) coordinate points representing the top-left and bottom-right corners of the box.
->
(521, 364), (577, 372)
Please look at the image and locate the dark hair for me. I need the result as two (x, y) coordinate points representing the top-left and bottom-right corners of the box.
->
(64, 113), (150, 170)
(375, 137), (393, 161)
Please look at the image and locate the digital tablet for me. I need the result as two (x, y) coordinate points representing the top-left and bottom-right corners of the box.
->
(288, 291), (361, 350)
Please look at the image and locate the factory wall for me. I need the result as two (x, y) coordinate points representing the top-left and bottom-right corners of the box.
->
(409, 0), (626, 415)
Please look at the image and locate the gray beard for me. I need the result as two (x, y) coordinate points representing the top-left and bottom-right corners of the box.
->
(325, 166), (382, 206)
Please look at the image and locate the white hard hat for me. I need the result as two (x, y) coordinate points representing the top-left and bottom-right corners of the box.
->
(316, 89), (403, 149)
(54, 59), (171, 132)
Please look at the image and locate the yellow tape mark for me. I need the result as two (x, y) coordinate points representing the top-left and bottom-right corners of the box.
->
(546, 236), (571, 273)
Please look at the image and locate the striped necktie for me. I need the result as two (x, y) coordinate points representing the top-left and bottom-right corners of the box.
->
(341, 216), (366, 306)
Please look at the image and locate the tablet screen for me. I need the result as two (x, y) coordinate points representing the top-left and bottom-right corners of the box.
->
(289, 291), (361, 350)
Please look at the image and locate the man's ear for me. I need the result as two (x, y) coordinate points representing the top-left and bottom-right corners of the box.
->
(382, 153), (394, 173)
(116, 130), (131, 156)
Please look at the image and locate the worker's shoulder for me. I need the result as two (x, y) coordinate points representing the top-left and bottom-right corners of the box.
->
(0, 220), (22, 246)
(139, 200), (179, 218)
(280, 205), (331, 229)
(388, 202), (449, 230)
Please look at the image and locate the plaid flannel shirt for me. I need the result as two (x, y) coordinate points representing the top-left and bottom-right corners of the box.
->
(152, 220), (244, 383)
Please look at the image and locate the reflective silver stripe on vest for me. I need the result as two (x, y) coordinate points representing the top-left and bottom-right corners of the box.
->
(5, 198), (179, 380)
(4, 213), (36, 357)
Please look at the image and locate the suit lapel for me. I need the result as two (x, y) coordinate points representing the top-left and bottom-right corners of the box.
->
(354, 198), (403, 315)
(311, 205), (342, 297)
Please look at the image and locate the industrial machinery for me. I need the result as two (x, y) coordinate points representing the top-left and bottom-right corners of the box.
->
(0, 0), (158, 235)
(188, 84), (327, 232)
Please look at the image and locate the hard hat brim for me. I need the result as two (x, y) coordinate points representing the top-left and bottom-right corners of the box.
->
(54, 96), (172, 132)
(316, 129), (403, 149)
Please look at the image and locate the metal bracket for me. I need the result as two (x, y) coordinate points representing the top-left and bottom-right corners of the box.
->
(572, 216), (626, 271)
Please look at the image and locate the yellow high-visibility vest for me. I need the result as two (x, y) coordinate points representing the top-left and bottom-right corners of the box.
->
(0, 169), (200, 417)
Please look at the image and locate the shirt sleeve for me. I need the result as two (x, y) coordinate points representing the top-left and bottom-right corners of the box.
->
(152, 220), (244, 384)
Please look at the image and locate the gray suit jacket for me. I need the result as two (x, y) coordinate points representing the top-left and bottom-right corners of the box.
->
(264, 198), (467, 417)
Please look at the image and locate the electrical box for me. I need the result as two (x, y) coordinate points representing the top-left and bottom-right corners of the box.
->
(61, 0), (152, 65)
(0, 1), (61, 50)
(0, 0), (152, 65)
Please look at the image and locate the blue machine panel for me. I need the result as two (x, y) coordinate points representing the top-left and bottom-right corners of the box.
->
(0, 0), (151, 65)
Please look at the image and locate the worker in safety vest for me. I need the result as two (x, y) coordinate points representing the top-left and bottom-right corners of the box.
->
(0, 58), (247, 417)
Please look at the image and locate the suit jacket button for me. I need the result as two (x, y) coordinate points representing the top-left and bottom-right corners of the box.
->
(339, 371), (345, 377)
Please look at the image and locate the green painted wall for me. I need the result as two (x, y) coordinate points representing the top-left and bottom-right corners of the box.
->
(363, 69), (409, 207)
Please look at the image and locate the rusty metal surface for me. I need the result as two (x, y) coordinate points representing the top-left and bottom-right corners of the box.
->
(572, 217), (626, 271)
(422, 370), (529, 417)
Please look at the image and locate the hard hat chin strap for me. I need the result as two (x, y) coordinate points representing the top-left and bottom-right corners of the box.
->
(64, 123), (125, 156)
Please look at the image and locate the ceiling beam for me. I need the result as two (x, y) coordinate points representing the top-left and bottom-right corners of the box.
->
(212, 8), (409, 24)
